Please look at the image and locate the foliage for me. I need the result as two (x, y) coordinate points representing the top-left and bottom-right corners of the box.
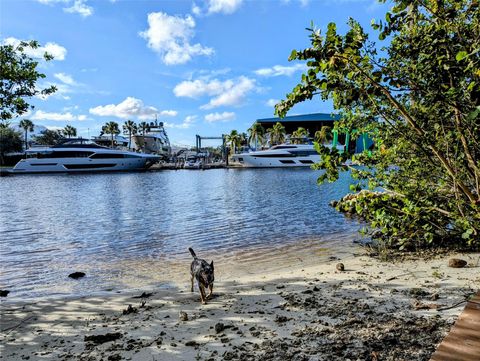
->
(276, 0), (480, 250)
(19, 118), (34, 149)
(33, 129), (64, 145)
(123, 120), (137, 149)
(1, 40), (57, 121)
(291, 127), (310, 144)
(315, 126), (333, 144)
(138, 121), (150, 135)
(247, 122), (266, 149)
(0, 124), (23, 164)
(225, 130), (242, 155)
(102, 121), (120, 148)
(267, 122), (286, 145)
(63, 125), (77, 138)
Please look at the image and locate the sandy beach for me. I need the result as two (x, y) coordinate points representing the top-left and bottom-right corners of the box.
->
(1, 243), (479, 361)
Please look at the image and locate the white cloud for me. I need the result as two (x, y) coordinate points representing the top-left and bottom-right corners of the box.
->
(254, 63), (306, 77)
(139, 12), (213, 65)
(3, 37), (67, 61)
(192, 0), (243, 16)
(204, 112), (235, 123)
(174, 76), (256, 109)
(159, 110), (178, 117)
(89, 97), (170, 120)
(165, 115), (197, 129)
(63, 0), (93, 17)
(54, 72), (76, 85)
(266, 99), (279, 107)
(30, 110), (88, 121)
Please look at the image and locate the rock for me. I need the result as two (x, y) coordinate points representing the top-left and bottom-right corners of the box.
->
(122, 304), (137, 315)
(179, 311), (188, 321)
(221, 337), (229, 343)
(214, 322), (225, 333)
(0, 290), (10, 297)
(185, 340), (198, 347)
(448, 258), (467, 268)
(336, 263), (345, 272)
(68, 272), (85, 279)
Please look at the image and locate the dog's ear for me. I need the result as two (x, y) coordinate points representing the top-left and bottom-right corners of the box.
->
(210, 260), (214, 270)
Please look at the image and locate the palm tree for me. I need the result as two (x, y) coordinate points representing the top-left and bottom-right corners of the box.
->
(314, 126), (332, 144)
(247, 122), (265, 150)
(102, 121), (120, 148)
(292, 127), (309, 144)
(225, 130), (241, 156)
(63, 125), (77, 138)
(138, 121), (150, 135)
(19, 119), (34, 149)
(123, 120), (137, 149)
(268, 122), (286, 145)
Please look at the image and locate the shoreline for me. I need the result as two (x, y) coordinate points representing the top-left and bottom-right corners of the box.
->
(1, 244), (478, 361)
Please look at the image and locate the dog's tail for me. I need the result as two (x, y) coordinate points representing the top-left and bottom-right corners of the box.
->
(188, 247), (197, 259)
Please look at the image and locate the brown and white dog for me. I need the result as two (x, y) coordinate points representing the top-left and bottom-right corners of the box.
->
(189, 248), (214, 304)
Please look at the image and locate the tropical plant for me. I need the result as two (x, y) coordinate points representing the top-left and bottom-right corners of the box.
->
(267, 122), (286, 145)
(102, 121), (120, 148)
(276, 0), (480, 250)
(33, 129), (64, 145)
(291, 127), (309, 144)
(225, 130), (241, 155)
(123, 120), (137, 149)
(1, 40), (57, 121)
(314, 126), (332, 144)
(0, 125), (22, 165)
(63, 125), (77, 138)
(247, 122), (265, 150)
(19, 119), (34, 149)
(138, 121), (150, 135)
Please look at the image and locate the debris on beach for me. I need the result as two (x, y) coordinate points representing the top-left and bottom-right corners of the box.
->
(179, 311), (188, 321)
(0, 290), (10, 297)
(448, 258), (467, 268)
(122, 304), (137, 315)
(84, 332), (122, 345)
(336, 263), (345, 271)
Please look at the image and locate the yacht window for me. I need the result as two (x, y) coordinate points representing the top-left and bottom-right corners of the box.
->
(299, 160), (314, 164)
(46, 151), (94, 158)
(64, 163), (116, 169)
(288, 150), (318, 156)
(90, 153), (126, 159)
(280, 160), (296, 164)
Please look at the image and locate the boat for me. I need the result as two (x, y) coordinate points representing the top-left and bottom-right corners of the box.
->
(183, 155), (203, 169)
(132, 121), (171, 159)
(10, 139), (160, 173)
(230, 143), (344, 168)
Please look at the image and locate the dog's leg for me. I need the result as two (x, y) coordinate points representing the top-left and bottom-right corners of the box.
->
(190, 274), (194, 292)
(198, 282), (206, 304)
(207, 284), (213, 299)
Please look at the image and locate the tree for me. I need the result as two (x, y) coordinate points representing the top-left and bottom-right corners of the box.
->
(267, 122), (286, 145)
(225, 130), (241, 155)
(314, 126), (332, 144)
(1, 40), (57, 121)
(63, 125), (77, 138)
(123, 120), (137, 150)
(276, 0), (480, 250)
(0, 124), (22, 165)
(19, 119), (34, 149)
(33, 129), (64, 145)
(102, 121), (120, 148)
(291, 127), (309, 144)
(247, 122), (265, 150)
(138, 121), (150, 135)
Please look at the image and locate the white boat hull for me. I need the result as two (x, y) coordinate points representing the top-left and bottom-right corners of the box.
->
(232, 154), (319, 168)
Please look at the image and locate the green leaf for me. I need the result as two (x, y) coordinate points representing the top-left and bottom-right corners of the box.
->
(455, 51), (468, 61)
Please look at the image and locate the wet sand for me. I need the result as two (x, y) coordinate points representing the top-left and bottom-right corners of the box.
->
(1, 244), (479, 361)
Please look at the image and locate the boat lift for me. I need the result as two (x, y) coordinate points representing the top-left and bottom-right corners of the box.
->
(195, 134), (226, 153)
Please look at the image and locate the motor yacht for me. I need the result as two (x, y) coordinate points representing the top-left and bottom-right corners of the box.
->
(230, 143), (344, 168)
(132, 121), (171, 159)
(10, 139), (160, 173)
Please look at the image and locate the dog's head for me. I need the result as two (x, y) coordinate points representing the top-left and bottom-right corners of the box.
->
(201, 261), (214, 286)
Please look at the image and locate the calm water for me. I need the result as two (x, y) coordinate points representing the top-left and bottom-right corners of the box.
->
(0, 169), (358, 300)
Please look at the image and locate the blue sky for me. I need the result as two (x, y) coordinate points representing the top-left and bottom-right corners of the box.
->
(1, 0), (389, 146)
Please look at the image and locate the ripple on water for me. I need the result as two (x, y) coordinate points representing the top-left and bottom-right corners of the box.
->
(0, 169), (359, 300)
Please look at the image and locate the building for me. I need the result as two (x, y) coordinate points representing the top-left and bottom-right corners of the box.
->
(254, 112), (372, 153)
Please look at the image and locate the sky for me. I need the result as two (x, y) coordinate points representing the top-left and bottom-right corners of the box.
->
(1, 0), (389, 146)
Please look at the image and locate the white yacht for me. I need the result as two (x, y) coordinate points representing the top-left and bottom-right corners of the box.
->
(132, 121), (171, 159)
(10, 139), (160, 173)
(231, 143), (344, 168)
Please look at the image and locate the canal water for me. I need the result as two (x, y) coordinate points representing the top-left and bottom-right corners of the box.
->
(0, 168), (360, 300)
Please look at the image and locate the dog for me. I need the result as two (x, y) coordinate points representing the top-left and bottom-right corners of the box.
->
(189, 247), (214, 304)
